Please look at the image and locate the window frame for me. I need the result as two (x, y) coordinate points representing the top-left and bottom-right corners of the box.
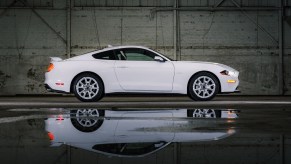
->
(91, 47), (172, 62)
(114, 48), (166, 62)
(92, 50), (117, 60)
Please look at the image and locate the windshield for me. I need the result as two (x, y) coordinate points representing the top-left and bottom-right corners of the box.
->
(147, 48), (175, 61)
(162, 54), (174, 61)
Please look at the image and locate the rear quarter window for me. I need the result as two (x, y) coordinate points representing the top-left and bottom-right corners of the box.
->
(92, 50), (115, 60)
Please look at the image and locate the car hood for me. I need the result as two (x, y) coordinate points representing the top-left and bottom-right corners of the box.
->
(174, 61), (238, 72)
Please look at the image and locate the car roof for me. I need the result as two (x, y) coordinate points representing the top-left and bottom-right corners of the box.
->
(66, 45), (165, 61)
(97, 45), (151, 52)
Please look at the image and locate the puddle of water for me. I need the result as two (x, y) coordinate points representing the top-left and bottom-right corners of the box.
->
(0, 108), (290, 164)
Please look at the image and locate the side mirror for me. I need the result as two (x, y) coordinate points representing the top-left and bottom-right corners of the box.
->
(154, 56), (165, 62)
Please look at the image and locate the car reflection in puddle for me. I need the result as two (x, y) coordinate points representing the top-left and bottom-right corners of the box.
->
(45, 108), (238, 157)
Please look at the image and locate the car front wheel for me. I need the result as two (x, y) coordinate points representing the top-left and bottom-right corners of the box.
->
(188, 72), (219, 101)
(73, 73), (104, 102)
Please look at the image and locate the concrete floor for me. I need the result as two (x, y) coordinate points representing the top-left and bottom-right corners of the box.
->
(0, 95), (290, 164)
(0, 95), (290, 109)
(0, 102), (290, 164)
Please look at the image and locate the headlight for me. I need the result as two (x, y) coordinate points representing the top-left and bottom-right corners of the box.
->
(220, 70), (236, 76)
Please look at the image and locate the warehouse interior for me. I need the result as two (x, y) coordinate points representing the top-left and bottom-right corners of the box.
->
(0, 0), (290, 95)
(0, 0), (291, 164)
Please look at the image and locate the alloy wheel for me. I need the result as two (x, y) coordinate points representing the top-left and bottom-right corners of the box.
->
(76, 77), (99, 100)
(193, 109), (216, 118)
(75, 109), (100, 127)
(193, 76), (216, 99)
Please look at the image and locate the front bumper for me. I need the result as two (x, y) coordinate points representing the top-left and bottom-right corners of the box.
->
(234, 90), (241, 93)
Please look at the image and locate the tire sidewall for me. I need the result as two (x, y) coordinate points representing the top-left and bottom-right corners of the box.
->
(70, 109), (105, 132)
(187, 109), (221, 118)
(188, 72), (219, 101)
(73, 73), (104, 102)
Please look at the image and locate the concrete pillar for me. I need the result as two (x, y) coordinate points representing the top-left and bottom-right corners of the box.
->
(66, 0), (71, 59)
(279, 0), (284, 95)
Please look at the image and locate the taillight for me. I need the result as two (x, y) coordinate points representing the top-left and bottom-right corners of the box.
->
(48, 132), (54, 141)
(47, 63), (54, 72)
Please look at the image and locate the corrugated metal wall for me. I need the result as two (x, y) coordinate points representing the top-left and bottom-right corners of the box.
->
(0, 0), (290, 95)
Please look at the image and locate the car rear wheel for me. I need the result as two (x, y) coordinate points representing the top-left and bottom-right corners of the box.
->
(70, 109), (104, 132)
(73, 73), (104, 102)
(188, 72), (219, 101)
(187, 109), (221, 118)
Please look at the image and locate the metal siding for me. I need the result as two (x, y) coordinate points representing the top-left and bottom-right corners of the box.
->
(0, 0), (290, 95)
(0, 0), (53, 7)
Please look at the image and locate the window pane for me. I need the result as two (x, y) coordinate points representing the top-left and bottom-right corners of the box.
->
(121, 48), (155, 61)
(92, 50), (115, 60)
(115, 51), (126, 60)
(92, 142), (166, 155)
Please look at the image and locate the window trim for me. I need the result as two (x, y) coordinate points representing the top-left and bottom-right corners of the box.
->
(114, 48), (170, 62)
(91, 47), (173, 62)
(92, 50), (117, 60)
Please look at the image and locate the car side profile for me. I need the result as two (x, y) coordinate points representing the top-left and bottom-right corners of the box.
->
(45, 108), (238, 157)
(44, 45), (239, 102)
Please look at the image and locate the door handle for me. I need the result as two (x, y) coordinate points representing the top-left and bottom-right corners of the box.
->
(117, 66), (128, 68)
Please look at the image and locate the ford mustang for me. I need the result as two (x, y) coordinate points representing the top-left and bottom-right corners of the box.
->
(45, 108), (237, 157)
(44, 45), (239, 102)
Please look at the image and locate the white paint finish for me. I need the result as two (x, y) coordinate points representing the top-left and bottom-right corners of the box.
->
(171, 61), (239, 93)
(45, 45), (239, 97)
(45, 108), (236, 157)
(114, 60), (174, 91)
(45, 59), (121, 93)
(115, 110), (175, 142)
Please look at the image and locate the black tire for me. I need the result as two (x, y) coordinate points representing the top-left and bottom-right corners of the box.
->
(73, 73), (104, 102)
(70, 109), (105, 132)
(188, 72), (220, 101)
(187, 109), (221, 118)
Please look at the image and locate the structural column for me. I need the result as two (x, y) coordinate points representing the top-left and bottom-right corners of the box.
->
(173, 0), (178, 60)
(66, 0), (71, 59)
(278, 0), (284, 95)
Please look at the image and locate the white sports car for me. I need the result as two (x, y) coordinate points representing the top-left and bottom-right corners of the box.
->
(44, 45), (239, 102)
(45, 108), (237, 157)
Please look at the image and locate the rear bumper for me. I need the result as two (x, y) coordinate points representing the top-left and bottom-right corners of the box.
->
(44, 84), (69, 94)
(45, 71), (71, 93)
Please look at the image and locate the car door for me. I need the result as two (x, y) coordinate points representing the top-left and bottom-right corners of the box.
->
(114, 110), (175, 143)
(114, 48), (174, 91)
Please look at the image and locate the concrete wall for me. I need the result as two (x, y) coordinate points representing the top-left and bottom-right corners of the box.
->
(0, 0), (290, 95)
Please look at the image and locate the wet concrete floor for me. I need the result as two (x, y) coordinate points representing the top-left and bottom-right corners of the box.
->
(0, 96), (290, 164)
(0, 95), (291, 109)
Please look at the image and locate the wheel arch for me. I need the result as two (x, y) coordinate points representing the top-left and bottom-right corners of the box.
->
(70, 71), (105, 93)
(187, 71), (221, 94)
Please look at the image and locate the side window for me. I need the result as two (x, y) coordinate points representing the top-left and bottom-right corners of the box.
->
(144, 50), (159, 59)
(115, 50), (127, 60)
(119, 48), (155, 61)
(92, 50), (115, 60)
(92, 142), (167, 156)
